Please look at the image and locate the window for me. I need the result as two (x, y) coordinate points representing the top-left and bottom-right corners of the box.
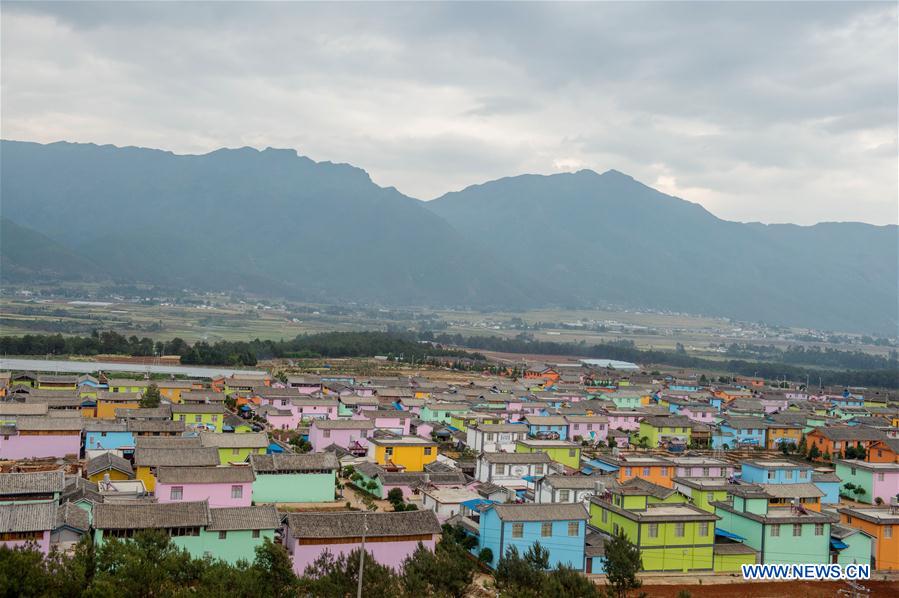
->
(211, 415), (219, 422)
(707, 492), (715, 503)
(661, 467), (668, 476)
(768, 471), (775, 480)
(559, 490), (570, 502)
(195, 415), (202, 423)
(568, 521), (579, 536)
(231, 447), (240, 456)
(648, 524), (659, 538)
(323, 429), (331, 439)
(815, 524), (824, 536)
(231, 485), (243, 499)
(878, 473), (885, 482)
(424, 447), (433, 456)
(486, 433), (494, 441)
(219, 531), (227, 540)
(569, 449), (576, 457)
(495, 464), (506, 475)
(675, 523), (685, 537)
(541, 522), (552, 537)
(252, 529), (260, 539)
(642, 467), (650, 476)
(573, 424), (580, 431)
(851, 467), (856, 475)
(785, 470), (793, 480)
(601, 509), (608, 523)
(702, 467), (710, 477)
(170, 486), (184, 500)
(535, 465), (545, 475)
(793, 524), (802, 537)
(699, 522), (709, 536)
(798, 471), (806, 479)
(385, 447), (394, 457)
(625, 467), (632, 476)
(613, 523), (619, 534)
(884, 526), (892, 539)
(771, 524), (780, 537)
(512, 523), (524, 538)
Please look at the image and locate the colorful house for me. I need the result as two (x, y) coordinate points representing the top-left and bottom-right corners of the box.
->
(829, 523), (875, 569)
(835, 460), (899, 505)
(353, 462), (468, 500)
(535, 475), (601, 504)
(248, 452), (338, 503)
(308, 419), (373, 453)
(86, 452), (135, 483)
(668, 456), (734, 479)
(672, 477), (742, 513)
(638, 415), (693, 447)
(713, 485), (837, 565)
(84, 421), (133, 456)
(366, 436), (437, 472)
(596, 456), (676, 489)
(765, 423), (803, 450)
(283, 510), (441, 574)
(106, 378), (151, 394)
(565, 415), (609, 443)
(171, 404), (228, 432)
(476, 503), (588, 570)
(712, 417), (768, 449)
(475, 452), (554, 491)
(0, 470), (65, 504)
(94, 391), (142, 419)
(92, 501), (280, 564)
(466, 423), (529, 453)
(806, 427), (885, 462)
(419, 402), (471, 424)
(134, 446), (220, 492)
(523, 415), (568, 440)
(0, 416), (82, 460)
(0, 502), (55, 555)
(514, 439), (581, 470)
(868, 439), (899, 464)
(838, 506), (899, 571)
(155, 466), (255, 507)
(199, 432), (269, 464)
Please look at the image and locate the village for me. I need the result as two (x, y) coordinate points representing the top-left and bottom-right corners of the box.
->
(0, 358), (897, 596)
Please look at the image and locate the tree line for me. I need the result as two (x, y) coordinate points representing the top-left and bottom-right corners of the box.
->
(0, 525), (643, 598)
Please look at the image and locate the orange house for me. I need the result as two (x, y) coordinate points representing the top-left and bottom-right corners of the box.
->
(607, 456), (675, 488)
(839, 507), (899, 571)
(867, 439), (899, 464)
(806, 427), (885, 461)
(734, 376), (765, 388)
(95, 391), (142, 419)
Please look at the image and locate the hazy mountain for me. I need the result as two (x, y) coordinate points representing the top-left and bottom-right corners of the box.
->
(427, 169), (898, 333)
(1, 140), (895, 333)
(0, 140), (538, 307)
(0, 217), (103, 282)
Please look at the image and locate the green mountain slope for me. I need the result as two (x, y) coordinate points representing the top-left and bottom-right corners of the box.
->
(0, 217), (103, 282)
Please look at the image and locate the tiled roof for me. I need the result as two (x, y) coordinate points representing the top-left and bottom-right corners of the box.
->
(128, 420), (187, 433)
(249, 453), (339, 473)
(135, 436), (202, 449)
(492, 503), (589, 522)
(14, 416), (83, 431)
(482, 452), (552, 464)
(86, 453), (134, 478)
(286, 510), (441, 539)
(208, 505), (279, 531)
(156, 466), (255, 484)
(94, 501), (211, 530)
(0, 470), (65, 495)
(55, 502), (90, 532)
(312, 419), (374, 430)
(542, 475), (601, 490)
(199, 432), (269, 449)
(134, 447), (220, 467)
(0, 501), (57, 532)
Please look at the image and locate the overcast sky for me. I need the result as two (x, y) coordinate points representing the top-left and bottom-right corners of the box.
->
(2, 2), (896, 225)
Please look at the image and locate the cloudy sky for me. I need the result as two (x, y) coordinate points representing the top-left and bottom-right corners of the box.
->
(2, 2), (896, 225)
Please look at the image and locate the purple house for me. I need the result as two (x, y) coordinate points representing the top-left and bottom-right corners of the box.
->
(603, 410), (644, 431)
(155, 466), (255, 507)
(0, 502), (55, 555)
(284, 510), (442, 574)
(308, 419), (374, 453)
(0, 416), (82, 460)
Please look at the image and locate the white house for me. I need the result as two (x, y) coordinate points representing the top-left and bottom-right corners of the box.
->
(420, 486), (482, 522)
(474, 452), (555, 490)
(466, 423), (529, 453)
(534, 474), (605, 504)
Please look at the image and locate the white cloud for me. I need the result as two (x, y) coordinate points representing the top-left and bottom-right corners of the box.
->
(1, 2), (896, 224)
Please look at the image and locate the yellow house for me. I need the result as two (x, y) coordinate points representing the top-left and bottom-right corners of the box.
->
(198, 432), (269, 464)
(107, 378), (151, 394)
(766, 423), (803, 450)
(366, 436), (437, 472)
(133, 446), (220, 492)
(85, 452), (134, 483)
(156, 380), (195, 403)
(95, 391), (142, 419)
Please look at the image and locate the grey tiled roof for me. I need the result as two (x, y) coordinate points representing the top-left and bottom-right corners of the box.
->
(312, 419), (374, 430)
(286, 510), (441, 539)
(86, 453), (134, 478)
(492, 503), (589, 522)
(128, 420), (187, 433)
(208, 505), (279, 531)
(134, 447), (220, 467)
(157, 465), (255, 484)
(94, 501), (210, 530)
(14, 416), (83, 431)
(249, 453), (339, 473)
(134, 436), (202, 449)
(55, 502), (90, 532)
(481, 452), (552, 464)
(199, 432), (269, 449)
(0, 502), (57, 532)
(0, 470), (65, 495)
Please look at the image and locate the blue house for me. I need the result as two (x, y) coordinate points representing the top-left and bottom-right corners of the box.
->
(739, 459), (839, 506)
(711, 417), (768, 449)
(524, 415), (568, 440)
(84, 422), (134, 454)
(477, 503), (589, 570)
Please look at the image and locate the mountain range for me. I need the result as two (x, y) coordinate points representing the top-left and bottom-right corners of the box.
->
(1, 139), (895, 334)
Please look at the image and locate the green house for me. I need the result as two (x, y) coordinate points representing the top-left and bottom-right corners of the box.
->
(713, 485), (837, 565)
(672, 478), (739, 513)
(93, 502), (280, 564)
(830, 523), (874, 567)
(419, 402), (470, 424)
(199, 432), (269, 464)
(639, 416), (693, 448)
(172, 404), (229, 431)
(248, 453), (338, 503)
(514, 439), (581, 469)
(107, 378), (151, 394)
(609, 393), (644, 410)
(589, 479), (719, 572)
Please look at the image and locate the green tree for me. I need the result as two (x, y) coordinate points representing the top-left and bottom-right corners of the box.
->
(808, 444), (821, 460)
(302, 549), (402, 598)
(89, 530), (200, 597)
(542, 564), (601, 597)
(0, 544), (50, 598)
(140, 383), (161, 408)
(602, 530), (642, 598)
(387, 488), (405, 506)
(401, 535), (476, 598)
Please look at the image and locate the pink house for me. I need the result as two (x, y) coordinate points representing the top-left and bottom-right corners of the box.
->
(680, 405), (717, 424)
(0, 502), (54, 555)
(308, 419), (374, 452)
(0, 417), (82, 460)
(669, 458), (734, 478)
(565, 415), (608, 442)
(287, 376), (323, 395)
(289, 398), (338, 422)
(352, 410), (413, 435)
(256, 406), (298, 430)
(604, 411), (644, 431)
(284, 510), (441, 574)
(155, 466), (255, 507)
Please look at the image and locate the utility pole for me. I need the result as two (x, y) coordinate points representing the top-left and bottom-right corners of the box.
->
(356, 512), (367, 598)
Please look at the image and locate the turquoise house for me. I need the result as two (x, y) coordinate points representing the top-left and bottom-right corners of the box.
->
(713, 485), (837, 565)
(93, 501), (279, 564)
(476, 503), (588, 570)
(419, 403), (469, 424)
(830, 524), (874, 567)
(248, 453), (338, 503)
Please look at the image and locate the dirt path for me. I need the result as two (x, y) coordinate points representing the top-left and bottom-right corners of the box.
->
(636, 578), (898, 597)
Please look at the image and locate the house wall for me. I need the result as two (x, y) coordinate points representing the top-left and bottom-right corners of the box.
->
(196, 529), (275, 564)
(96, 401), (140, 419)
(309, 427), (369, 452)
(478, 509), (584, 570)
(84, 431), (135, 451)
(0, 434), (80, 460)
(252, 472), (335, 503)
(1, 531), (51, 555)
(638, 520), (714, 571)
(835, 463), (874, 503)
(373, 445), (436, 472)
(617, 465), (674, 488)
(840, 514), (898, 571)
(156, 481), (253, 507)
(287, 534), (435, 574)
(216, 447), (266, 465)
(88, 469), (131, 483)
(713, 550), (757, 572)
(835, 532), (873, 567)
